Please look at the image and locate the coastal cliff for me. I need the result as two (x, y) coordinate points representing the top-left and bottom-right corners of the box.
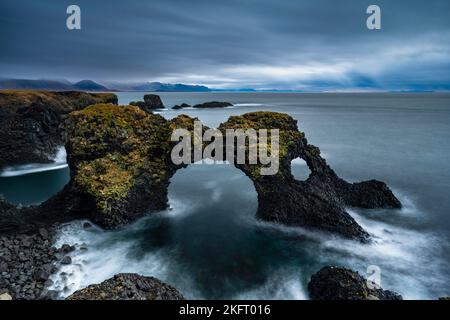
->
(0, 90), (117, 169)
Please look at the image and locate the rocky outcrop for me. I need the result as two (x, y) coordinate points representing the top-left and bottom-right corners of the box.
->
(218, 112), (400, 241)
(62, 104), (174, 228)
(130, 94), (164, 112)
(308, 266), (402, 300)
(193, 101), (233, 108)
(0, 90), (118, 169)
(66, 273), (184, 300)
(0, 107), (400, 241)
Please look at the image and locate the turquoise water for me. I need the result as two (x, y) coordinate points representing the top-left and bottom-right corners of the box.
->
(2, 93), (450, 299)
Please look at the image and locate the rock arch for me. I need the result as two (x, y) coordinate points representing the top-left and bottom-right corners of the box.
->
(0, 104), (400, 242)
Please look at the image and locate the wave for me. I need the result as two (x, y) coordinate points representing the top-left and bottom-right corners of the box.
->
(232, 267), (308, 300)
(48, 219), (173, 299)
(250, 192), (447, 300)
(0, 147), (68, 177)
(48, 188), (448, 300)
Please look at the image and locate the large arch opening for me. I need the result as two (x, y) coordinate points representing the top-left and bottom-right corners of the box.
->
(154, 162), (285, 298)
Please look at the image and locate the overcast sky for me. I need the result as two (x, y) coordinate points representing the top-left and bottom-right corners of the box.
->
(1, 0), (450, 90)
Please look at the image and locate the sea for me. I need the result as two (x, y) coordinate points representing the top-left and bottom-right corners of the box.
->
(1, 92), (449, 299)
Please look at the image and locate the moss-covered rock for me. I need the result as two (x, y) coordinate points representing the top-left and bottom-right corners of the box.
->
(1, 108), (400, 241)
(219, 112), (374, 241)
(65, 104), (174, 228)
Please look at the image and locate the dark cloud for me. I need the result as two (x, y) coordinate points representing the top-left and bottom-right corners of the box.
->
(1, 0), (450, 90)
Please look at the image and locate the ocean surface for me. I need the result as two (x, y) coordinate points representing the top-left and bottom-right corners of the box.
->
(1, 92), (450, 299)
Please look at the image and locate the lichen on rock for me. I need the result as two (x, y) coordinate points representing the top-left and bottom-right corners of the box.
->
(218, 111), (397, 241)
(65, 104), (174, 228)
(1, 105), (401, 241)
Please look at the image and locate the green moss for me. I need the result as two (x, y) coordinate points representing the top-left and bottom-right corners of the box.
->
(67, 104), (173, 213)
(0, 90), (117, 114)
(219, 111), (304, 179)
(66, 107), (306, 216)
(75, 153), (134, 211)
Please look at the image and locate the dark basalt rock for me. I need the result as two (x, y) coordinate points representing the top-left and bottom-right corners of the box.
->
(217, 112), (400, 241)
(193, 101), (233, 108)
(0, 225), (76, 300)
(0, 90), (118, 169)
(172, 103), (191, 110)
(130, 94), (164, 112)
(66, 273), (184, 300)
(62, 104), (174, 229)
(308, 266), (402, 300)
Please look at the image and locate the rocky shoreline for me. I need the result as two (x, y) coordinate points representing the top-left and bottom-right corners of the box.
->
(0, 91), (415, 300)
(0, 225), (74, 300)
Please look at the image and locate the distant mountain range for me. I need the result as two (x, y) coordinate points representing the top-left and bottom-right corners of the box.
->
(119, 82), (211, 92)
(0, 78), (445, 93)
(0, 79), (216, 92)
(0, 78), (268, 92)
(0, 78), (111, 92)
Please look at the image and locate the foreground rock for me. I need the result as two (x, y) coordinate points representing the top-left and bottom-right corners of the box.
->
(0, 226), (74, 300)
(66, 273), (184, 300)
(193, 101), (233, 108)
(130, 94), (164, 112)
(0, 90), (117, 169)
(308, 266), (402, 300)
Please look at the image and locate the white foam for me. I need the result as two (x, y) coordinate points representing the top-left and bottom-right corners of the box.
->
(48, 219), (173, 299)
(232, 268), (308, 300)
(246, 191), (447, 300)
(48, 188), (447, 300)
(0, 147), (68, 177)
